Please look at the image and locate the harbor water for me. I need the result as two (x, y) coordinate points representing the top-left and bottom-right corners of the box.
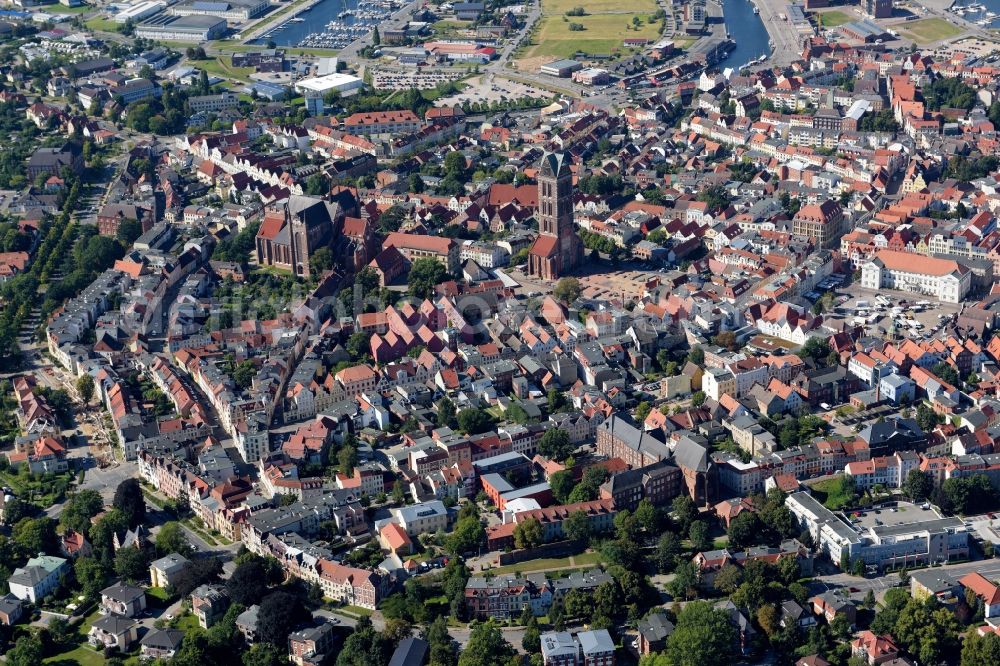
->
(949, 0), (1000, 29)
(719, 0), (773, 70)
(255, 0), (402, 48)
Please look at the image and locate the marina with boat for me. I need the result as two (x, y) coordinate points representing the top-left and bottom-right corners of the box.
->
(254, 0), (404, 48)
(950, 0), (1000, 27)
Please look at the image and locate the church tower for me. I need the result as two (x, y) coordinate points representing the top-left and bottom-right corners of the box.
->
(528, 152), (583, 280)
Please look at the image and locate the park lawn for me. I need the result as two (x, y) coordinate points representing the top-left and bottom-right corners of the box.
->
(341, 604), (374, 617)
(194, 56), (255, 82)
(902, 17), (963, 43)
(39, 3), (92, 13)
(84, 16), (118, 32)
(810, 477), (855, 510)
(541, 0), (657, 16)
(44, 644), (106, 666)
(573, 551), (603, 565)
(173, 613), (201, 633)
(489, 553), (604, 575)
(817, 10), (854, 27)
(433, 19), (472, 30)
(44, 608), (104, 666)
(526, 14), (661, 59)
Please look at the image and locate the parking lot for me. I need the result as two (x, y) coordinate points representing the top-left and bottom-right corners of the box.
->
(436, 73), (549, 107)
(850, 501), (940, 531)
(836, 403), (897, 427)
(817, 279), (962, 341)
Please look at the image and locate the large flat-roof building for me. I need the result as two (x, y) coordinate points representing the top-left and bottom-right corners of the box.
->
(113, 0), (166, 23)
(135, 14), (227, 41)
(540, 59), (582, 78)
(293, 72), (365, 97)
(168, 0), (269, 23)
(787, 492), (969, 571)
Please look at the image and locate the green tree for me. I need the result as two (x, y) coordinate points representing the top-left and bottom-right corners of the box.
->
(522, 615), (540, 651)
(446, 515), (485, 555)
(407, 257), (448, 298)
(76, 373), (95, 402)
(257, 591), (310, 646)
(456, 408), (495, 435)
(727, 511), (762, 550)
(932, 361), (960, 387)
(656, 531), (681, 572)
(155, 521), (191, 556)
(436, 397), (457, 428)
(713, 563), (743, 595)
(664, 601), (736, 665)
(672, 494), (697, 533)
(243, 643), (288, 666)
(74, 556), (108, 600)
(871, 587), (910, 635)
(513, 516), (543, 549)
(423, 616), (458, 666)
(337, 616), (387, 666)
(310, 247), (333, 275)
(114, 546), (148, 583)
(902, 469), (933, 501)
(563, 509), (592, 542)
(458, 620), (515, 666)
(346, 332), (370, 360)
(553, 277), (581, 303)
(60, 489), (104, 536)
(550, 470), (575, 504)
(112, 478), (146, 527)
(6, 635), (43, 666)
(688, 520), (711, 552)
(13, 516), (57, 554)
(338, 443), (359, 473)
(634, 498), (660, 532)
(537, 428), (573, 460)
(226, 558), (270, 606)
(669, 560), (699, 600)
(893, 596), (961, 666)
(90, 509), (129, 565)
(115, 218), (143, 247)
(962, 631), (1000, 666)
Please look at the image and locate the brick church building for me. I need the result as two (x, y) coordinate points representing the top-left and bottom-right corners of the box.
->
(528, 152), (584, 280)
(255, 195), (342, 278)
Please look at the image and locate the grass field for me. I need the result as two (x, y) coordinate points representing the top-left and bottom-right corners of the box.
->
(902, 17), (963, 43)
(488, 551), (603, 575)
(541, 0), (657, 15)
(194, 56), (255, 82)
(39, 3), (91, 13)
(43, 609), (104, 666)
(84, 16), (118, 33)
(817, 10), (854, 27)
(810, 477), (857, 511)
(525, 13), (661, 59)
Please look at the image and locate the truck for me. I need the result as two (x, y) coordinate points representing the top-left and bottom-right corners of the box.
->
(779, 12), (787, 20)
